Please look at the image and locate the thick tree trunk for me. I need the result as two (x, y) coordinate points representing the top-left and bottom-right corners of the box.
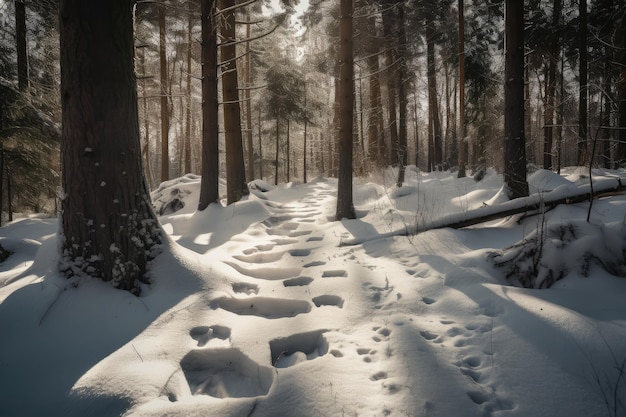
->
(199, 0), (220, 210)
(220, 0), (248, 204)
(15, 0), (28, 91)
(59, 0), (161, 293)
(503, 0), (528, 199)
(577, 0), (588, 166)
(336, 0), (355, 220)
(158, 4), (170, 182)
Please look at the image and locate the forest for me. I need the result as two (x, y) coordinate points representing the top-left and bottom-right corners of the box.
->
(0, 0), (624, 221)
(1, 1), (626, 416)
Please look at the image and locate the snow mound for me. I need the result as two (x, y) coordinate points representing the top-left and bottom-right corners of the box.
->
(151, 174), (201, 216)
(528, 169), (573, 193)
(489, 221), (626, 288)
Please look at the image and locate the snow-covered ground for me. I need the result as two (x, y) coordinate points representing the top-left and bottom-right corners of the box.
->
(1, 167), (626, 417)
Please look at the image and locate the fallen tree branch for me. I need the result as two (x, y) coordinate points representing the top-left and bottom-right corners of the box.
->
(340, 177), (626, 246)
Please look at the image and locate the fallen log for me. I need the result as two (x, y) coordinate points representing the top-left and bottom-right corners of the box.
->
(340, 177), (626, 246)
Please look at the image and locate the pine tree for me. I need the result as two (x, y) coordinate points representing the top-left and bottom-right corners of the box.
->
(59, 0), (161, 293)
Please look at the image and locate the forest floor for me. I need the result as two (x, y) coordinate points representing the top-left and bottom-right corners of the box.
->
(1, 167), (626, 417)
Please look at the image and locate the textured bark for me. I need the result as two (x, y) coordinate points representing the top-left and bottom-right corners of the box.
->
(381, 8), (398, 168)
(336, 0), (355, 220)
(617, 8), (626, 167)
(457, 0), (466, 178)
(245, 13), (254, 181)
(542, 0), (561, 170)
(184, 2), (193, 175)
(577, 0), (588, 166)
(220, 0), (248, 204)
(396, 5), (408, 187)
(366, 20), (384, 168)
(199, 0), (220, 210)
(426, 23), (442, 169)
(59, 0), (161, 293)
(15, 0), (28, 91)
(158, 4), (170, 182)
(503, 0), (528, 199)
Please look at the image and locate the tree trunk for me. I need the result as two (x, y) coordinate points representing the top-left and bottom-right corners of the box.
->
(426, 22), (443, 169)
(303, 82), (308, 183)
(15, 0), (28, 91)
(59, 0), (161, 293)
(367, 30), (384, 168)
(396, 5), (408, 187)
(503, 0), (528, 199)
(458, 0), (466, 178)
(220, 0), (248, 204)
(199, 0), (220, 210)
(275, 118), (279, 185)
(600, 59), (612, 168)
(542, 0), (561, 170)
(245, 12), (254, 181)
(381, 8), (399, 168)
(577, 0), (588, 166)
(184, 1), (193, 175)
(616, 8), (626, 167)
(286, 119), (290, 183)
(258, 105), (263, 179)
(158, 4), (170, 183)
(139, 47), (154, 189)
(336, 0), (355, 220)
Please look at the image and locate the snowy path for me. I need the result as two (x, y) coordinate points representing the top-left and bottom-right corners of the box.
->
(155, 179), (522, 417)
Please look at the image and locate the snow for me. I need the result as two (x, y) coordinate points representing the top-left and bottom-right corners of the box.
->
(1, 167), (626, 417)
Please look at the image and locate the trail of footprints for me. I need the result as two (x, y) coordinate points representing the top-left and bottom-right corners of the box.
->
(176, 185), (352, 401)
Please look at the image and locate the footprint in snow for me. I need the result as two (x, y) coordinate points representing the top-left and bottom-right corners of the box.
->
(312, 295), (344, 308)
(181, 348), (273, 398)
(189, 325), (231, 347)
(211, 296), (311, 319)
(269, 329), (329, 368)
(282, 276), (314, 287)
(322, 269), (347, 278)
(231, 282), (259, 295)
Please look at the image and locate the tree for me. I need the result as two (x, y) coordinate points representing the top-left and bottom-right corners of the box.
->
(219, 0), (249, 204)
(59, 0), (161, 293)
(198, 0), (220, 210)
(503, 0), (528, 199)
(336, 0), (355, 220)
(578, 0), (588, 166)
(15, 0), (28, 91)
(457, 0), (466, 178)
(158, 3), (170, 182)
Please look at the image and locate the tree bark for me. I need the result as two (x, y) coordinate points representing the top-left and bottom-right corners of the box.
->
(15, 0), (28, 91)
(457, 0), (466, 178)
(367, 21), (384, 168)
(219, 0), (248, 204)
(199, 0), (220, 210)
(542, 0), (561, 170)
(336, 0), (355, 220)
(503, 0), (528, 199)
(396, 4), (408, 187)
(426, 22), (442, 169)
(381, 8), (398, 168)
(184, 1), (193, 175)
(245, 12), (254, 181)
(59, 0), (161, 293)
(577, 0), (588, 166)
(616, 8), (626, 167)
(158, 4), (170, 182)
